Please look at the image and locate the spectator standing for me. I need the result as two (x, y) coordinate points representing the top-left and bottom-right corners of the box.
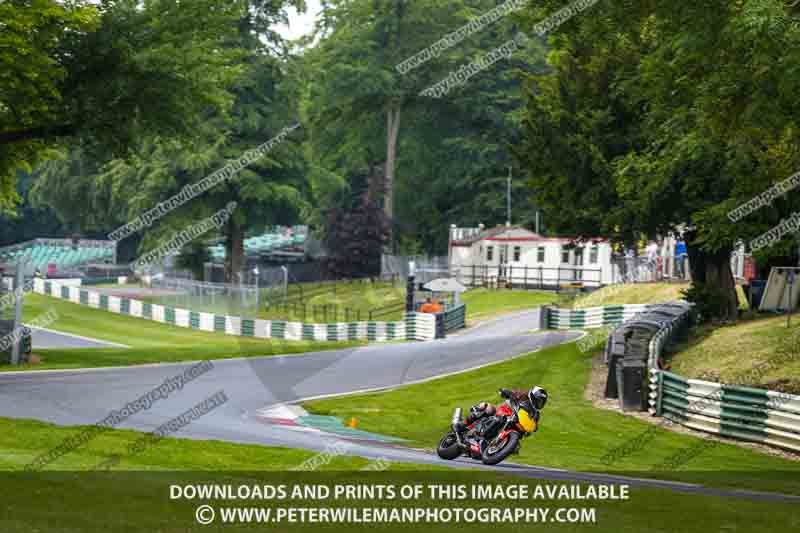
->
(675, 239), (688, 279)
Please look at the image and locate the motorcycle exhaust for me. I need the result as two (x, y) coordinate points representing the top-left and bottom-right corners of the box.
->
(451, 408), (462, 425)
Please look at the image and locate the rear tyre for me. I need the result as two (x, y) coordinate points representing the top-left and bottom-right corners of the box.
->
(481, 431), (520, 465)
(436, 433), (462, 460)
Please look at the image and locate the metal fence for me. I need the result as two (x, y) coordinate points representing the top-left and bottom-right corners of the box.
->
(147, 276), (262, 318)
(451, 264), (603, 289)
(610, 255), (691, 284)
(382, 255), (449, 284)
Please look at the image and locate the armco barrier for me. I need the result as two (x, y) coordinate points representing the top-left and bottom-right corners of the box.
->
(33, 278), (427, 343)
(442, 303), (466, 333)
(543, 304), (654, 330)
(649, 369), (800, 453)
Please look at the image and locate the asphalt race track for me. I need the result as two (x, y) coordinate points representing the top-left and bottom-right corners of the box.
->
(1, 308), (797, 502)
(28, 326), (130, 349)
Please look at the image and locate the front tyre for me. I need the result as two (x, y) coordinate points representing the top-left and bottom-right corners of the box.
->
(436, 433), (462, 460)
(480, 431), (520, 465)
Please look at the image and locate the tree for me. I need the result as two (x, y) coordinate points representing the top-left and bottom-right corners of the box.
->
(30, 1), (309, 279)
(0, 0), (247, 213)
(322, 164), (391, 279)
(302, 0), (548, 252)
(514, 0), (800, 321)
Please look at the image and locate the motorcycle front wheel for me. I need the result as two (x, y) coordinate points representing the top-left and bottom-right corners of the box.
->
(480, 431), (520, 465)
(436, 433), (462, 460)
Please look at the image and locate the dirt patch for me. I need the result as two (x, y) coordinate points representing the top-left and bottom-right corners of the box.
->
(586, 353), (800, 462)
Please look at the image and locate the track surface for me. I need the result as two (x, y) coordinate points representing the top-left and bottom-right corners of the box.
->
(28, 326), (129, 349)
(1, 308), (797, 502)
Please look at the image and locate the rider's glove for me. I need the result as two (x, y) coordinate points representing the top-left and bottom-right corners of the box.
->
(498, 388), (512, 399)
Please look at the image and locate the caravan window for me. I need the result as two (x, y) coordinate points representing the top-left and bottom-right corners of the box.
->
(561, 247), (570, 264)
(537, 246), (545, 263)
(486, 246), (494, 261)
(589, 246), (599, 264)
(513, 246), (521, 262)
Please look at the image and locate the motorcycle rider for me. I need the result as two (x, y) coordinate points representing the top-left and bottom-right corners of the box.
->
(455, 386), (548, 434)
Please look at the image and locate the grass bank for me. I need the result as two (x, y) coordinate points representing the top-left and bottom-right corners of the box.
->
(669, 313), (800, 393)
(570, 283), (689, 308)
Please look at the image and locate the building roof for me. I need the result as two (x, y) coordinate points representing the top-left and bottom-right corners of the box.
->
(451, 226), (608, 247)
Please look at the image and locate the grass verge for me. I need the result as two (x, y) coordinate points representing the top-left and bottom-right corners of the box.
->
(460, 289), (557, 322)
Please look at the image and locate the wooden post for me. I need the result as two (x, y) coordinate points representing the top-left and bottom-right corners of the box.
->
(524, 265), (528, 290)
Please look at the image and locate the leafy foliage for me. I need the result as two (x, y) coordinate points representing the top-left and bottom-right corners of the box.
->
(322, 164), (391, 279)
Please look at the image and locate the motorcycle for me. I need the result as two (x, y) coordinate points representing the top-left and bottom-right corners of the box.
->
(436, 390), (540, 465)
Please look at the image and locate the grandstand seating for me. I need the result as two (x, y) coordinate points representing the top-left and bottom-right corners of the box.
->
(208, 228), (306, 261)
(0, 240), (115, 271)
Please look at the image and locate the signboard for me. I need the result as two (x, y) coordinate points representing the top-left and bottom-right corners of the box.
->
(423, 278), (466, 293)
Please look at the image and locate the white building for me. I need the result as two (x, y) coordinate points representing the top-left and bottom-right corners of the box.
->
(448, 225), (615, 288)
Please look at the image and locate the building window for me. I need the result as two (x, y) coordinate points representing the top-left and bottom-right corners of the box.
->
(561, 247), (570, 264)
(513, 246), (521, 262)
(537, 246), (545, 263)
(589, 245), (599, 265)
(487, 246), (494, 261)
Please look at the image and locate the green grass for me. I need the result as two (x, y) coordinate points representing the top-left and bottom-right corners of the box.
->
(1, 417), (798, 532)
(135, 281), (557, 325)
(571, 283), (690, 308)
(135, 280), (406, 323)
(0, 417), (374, 471)
(7, 293), (362, 371)
(305, 340), (800, 495)
(265, 281), (406, 322)
(670, 313), (800, 392)
(568, 282), (749, 310)
(460, 288), (557, 322)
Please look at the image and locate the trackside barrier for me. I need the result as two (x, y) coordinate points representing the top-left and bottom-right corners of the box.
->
(649, 369), (800, 453)
(543, 304), (655, 330)
(442, 303), (466, 333)
(32, 278), (439, 343)
(405, 312), (437, 341)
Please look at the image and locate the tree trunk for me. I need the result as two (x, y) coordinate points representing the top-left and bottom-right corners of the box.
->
(384, 105), (401, 222)
(686, 230), (738, 321)
(224, 216), (244, 284)
(705, 250), (738, 320)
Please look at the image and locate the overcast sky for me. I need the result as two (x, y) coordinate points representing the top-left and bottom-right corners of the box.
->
(275, 0), (322, 41)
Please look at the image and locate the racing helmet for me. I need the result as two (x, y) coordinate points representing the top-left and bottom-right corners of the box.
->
(529, 387), (548, 410)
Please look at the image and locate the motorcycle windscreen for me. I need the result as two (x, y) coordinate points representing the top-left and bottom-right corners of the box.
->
(518, 408), (537, 433)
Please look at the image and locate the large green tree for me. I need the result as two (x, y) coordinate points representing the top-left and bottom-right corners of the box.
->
(302, 0), (547, 253)
(515, 0), (800, 321)
(31, 0), (308, 280)
(0, 0), (248, 214)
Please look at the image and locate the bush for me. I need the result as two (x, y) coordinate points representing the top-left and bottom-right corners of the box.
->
(681, 283), (732, 323)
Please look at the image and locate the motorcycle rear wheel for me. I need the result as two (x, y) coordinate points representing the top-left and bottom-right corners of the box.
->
(436, 433), (462, 460)
(480, 431), (520, 465)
